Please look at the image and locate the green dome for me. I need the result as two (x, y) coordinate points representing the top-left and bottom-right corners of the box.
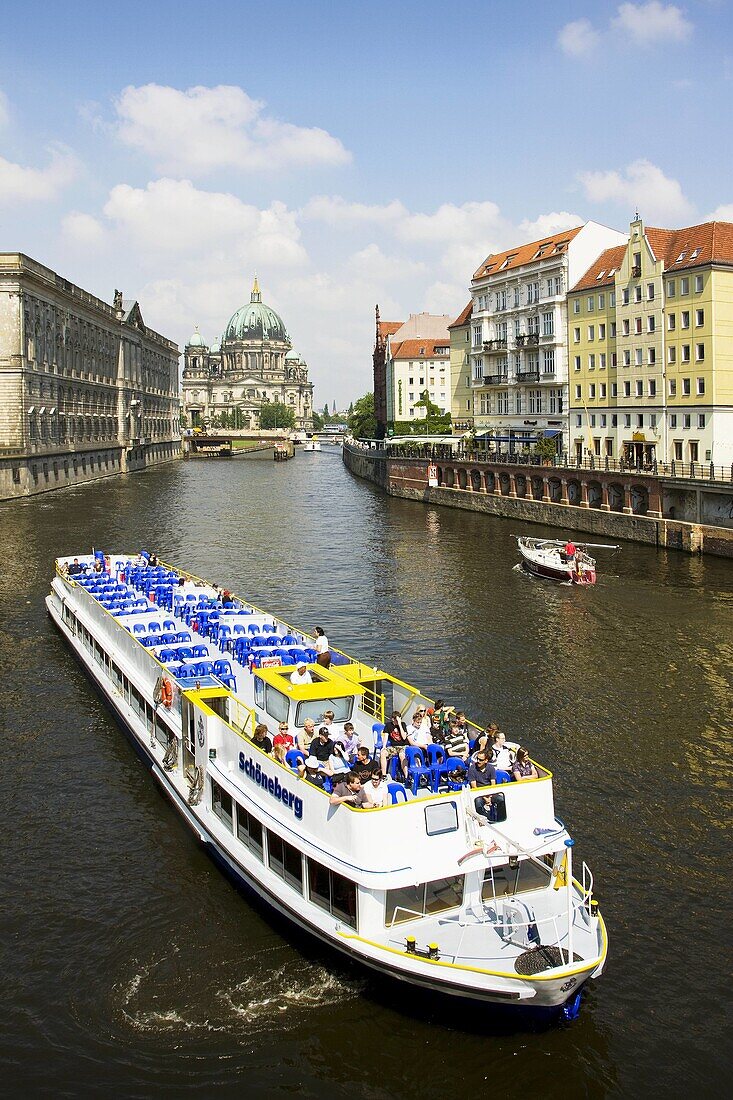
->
(210, 338), (221, 354)
(225, 277), (288, 343)
(188, 325), (204, 347)
(285, 349), (300, 361)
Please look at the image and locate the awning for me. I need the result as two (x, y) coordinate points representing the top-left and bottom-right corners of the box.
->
(543, 429), (562, 438)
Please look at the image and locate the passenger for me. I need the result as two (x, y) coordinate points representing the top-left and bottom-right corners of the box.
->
(329, 771), (367, 807)
(68, 558), (83, 576)
(93, 559), (104, 573)
(473, 722), (498, 758)
(297, 755), (328, 790)
(333, 721), (360, 762)
(360, 770), (390, 808)
(252, 723), (273, 755)
(353, 746), (380, 783)
(468, 751), (497, 821)
(490, 730), (515, 772)
(512, 747), (539, 781)
(295, 718), (316, 753)
(380, 711), (409, 778)
(135, 553), (147, 567)
(311, 726), (337, 774)
(149, 552), (159, 567)
(429, 712), (445, 744)
(444, 714), (470, 761)
(319, 709), (336, 739)
(406, 709), (432, 749)
(290, 661), (313, 685)
(563, 539), (576, 563)
(273, 722), (295, 763)
(59, 561), (70, 576)
(314, 625), (331, 668)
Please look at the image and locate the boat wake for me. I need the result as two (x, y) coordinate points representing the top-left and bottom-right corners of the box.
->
(221, 959), (366, 1030)
(512, 563), (572, 586)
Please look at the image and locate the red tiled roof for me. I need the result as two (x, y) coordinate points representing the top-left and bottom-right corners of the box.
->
(448, 301), (473, 328)
(570, 245), (628, 292)
(570, 221), (733, 292)
(389, 339), (450, 360)
(378, 321), (402, 338)
(472, 225), (584, 281)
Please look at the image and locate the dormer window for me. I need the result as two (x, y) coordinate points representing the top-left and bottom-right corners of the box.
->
(596, 270), (606, 280)
(689, 248), (701, 260)
(675, 251), (687, 263)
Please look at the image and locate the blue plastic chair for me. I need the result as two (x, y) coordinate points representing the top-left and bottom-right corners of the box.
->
(404, 746), (433, 794)
(191, 644), (209, 658)
(247, 623), (260, 635)
(285, 749), (306, 771)
(213, 659), (232, 677)
(280, 655), (296, 665)
(372, 722), (385, 755)
(496, 769), (513, 784)
(218, 674), (237, 691)
(195, 661), (214, 676)
(434, 756), (469, 792)
(280, 635), (298, 645)
(387, 782), (409, 805)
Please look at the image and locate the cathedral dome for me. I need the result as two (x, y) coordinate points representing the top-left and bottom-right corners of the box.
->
(285, 349), (300, 361)
(224, 277), (288, 343)
(187, 325), (204, 347)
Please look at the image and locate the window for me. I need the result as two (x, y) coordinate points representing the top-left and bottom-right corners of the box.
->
(624, 381), (631, 397)
(386, 876), (464, 925)
(695, 274), (704, 293)
(681, 311), (690, 329)
(295, 696), (353, 725)
(647, 283), (655, 301)
(598, 293), (605, 309)
(575, 414), (582, 427)
(623, 319), (630, 336)
(612, 413), (618, 426)
(695, 309), (704, 327)
(587, 325), (595, 341)
(590, 414), (596, 428)
(574, 356), (581, 371)
(496, 290), (507, 311)
(265, 684), (290, 725)
(587, 295), (594, 311)
(696, 344), (705, 362)
(554, 276), (562, 295)
(634, 285), (642, 303)
(648, 348), (656, 365)
(682, 378), (691, 395)
(624, 414), (631, 428)
(211, 780), (234, 832)
(698, 413), (706, 428)
(599, 324), (606, 340)
(623, 350), (631, 366)
(683, 414), (691, 429)
(635, 380), (643, 397)
(635, 348), (643, 366)
(529, 389), (542, 413)
(674, 439), (682, 458)
(637, 414), (644, 428)
(574, 384), (582, 400)
(680, 277), (689, 295)
(670, 414), (677, 428)
(588, 354), (596, 370)
(690, 441), (699, 461)
(309, 860), (358, 928)
(573, 298), (580, 314)
(610, 321), (617, 338)
(668, 346), (676, 364)
(600, 383), (607, 398)
(649, 380), (656, 397)
(635, 317), (642, 335)
(473, 325), (483, 347)
(236, 804), (264, 860)
(669, 379), (677, 396)
(268, 833), (303, 892)
(601, 414), (607, 427)
(611, 383), (618, 397)
(696, 376), (705, 394)
(682, 345), (691, 363)
(573, 327), (580, 343)
(589, 383), (596, 399)
(609, 290), (616, 307)
(600, 353), (607, 369)
(647, 316), (656, 333)
(542, 312), (554, 336)
(668, 313), (676, 331)
(514, 287), (520, 308)
(549, 389), (563, 414)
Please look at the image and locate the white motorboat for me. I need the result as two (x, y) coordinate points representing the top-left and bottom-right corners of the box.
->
(303, 441), (322, 452)
(46, 550), (608, 1020)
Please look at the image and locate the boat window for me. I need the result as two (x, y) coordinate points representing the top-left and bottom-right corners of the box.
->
(267, 832), (303, 892)
(235, 803), (263, 860)
(211, 779), (233, 832)
(481, 860), (551, 901)
(386, 875), (464, 925)
(295, 696), (353, 726)
(264, 684), (289, 724)
(307, 859), (358, 929)
(254, 676), (265, 709)
(424, 801), (458, 836)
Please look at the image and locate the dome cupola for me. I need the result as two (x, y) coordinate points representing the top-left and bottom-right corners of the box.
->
(187, 325), (205, 347)
(224, 276), (288, 343)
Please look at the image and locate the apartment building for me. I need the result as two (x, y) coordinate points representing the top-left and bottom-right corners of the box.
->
(385, 313), (452, 425)
(449, 301), (473, 432)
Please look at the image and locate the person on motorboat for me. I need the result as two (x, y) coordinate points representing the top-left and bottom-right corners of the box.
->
(512, 747), (539, 781)
(329, 772), (367, 807)
(295, 719), (316, 753)
(563, 539), (576, 562)
(353, 746), (380, 783)
(468, 752), (497, 820)
(273, 722), (295, 763)
(360, 770), (390, 808)
(297, 755), (328, 790)
(251, 723), (273, 755)
(489, 730), (515, 772)
(290, 661), (312, 685)
(314, 626), (331, 667)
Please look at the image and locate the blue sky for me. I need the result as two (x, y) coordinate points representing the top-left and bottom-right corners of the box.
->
(1, 0), (730, 406)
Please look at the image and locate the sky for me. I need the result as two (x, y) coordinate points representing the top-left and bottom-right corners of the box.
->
(1, 0), (731, 408)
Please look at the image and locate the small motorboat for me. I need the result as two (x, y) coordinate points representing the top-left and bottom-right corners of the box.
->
(303, 440), (321, 452)
(515, 536), (618, 585)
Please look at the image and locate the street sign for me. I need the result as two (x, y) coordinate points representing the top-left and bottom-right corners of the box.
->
(428, 463), (438, 487)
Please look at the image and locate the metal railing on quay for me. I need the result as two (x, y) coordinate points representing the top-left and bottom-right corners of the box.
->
(347, 441), (733, 483)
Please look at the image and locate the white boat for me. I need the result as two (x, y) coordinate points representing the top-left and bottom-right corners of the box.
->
(303, 441), (322, 452)
(46, 551), (607, 1019)
(515, 537), (617, 585)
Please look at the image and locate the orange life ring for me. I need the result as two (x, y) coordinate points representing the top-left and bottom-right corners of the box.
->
(161, 677), (173, 708)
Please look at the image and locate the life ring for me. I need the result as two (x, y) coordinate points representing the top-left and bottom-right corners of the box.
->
(161, 677), (174, 709)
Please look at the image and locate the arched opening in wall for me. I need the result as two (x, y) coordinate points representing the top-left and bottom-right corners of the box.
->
(567, 480), (582, 506)
(531, 476), (544, 501)
(588, 481), (603, 509)
(515, 474), (527, 498)
(499, 472), (511, 495)
(444, 468), (455, 488)
(470, 469), (482, 492)
(436, 466), (444, 486)
(608, 483), (624, 511)
(548, 477), (562, 503)
(485, 471), (496, 493)
(458, 468), (468, 490)
(631, 485), (649, 515)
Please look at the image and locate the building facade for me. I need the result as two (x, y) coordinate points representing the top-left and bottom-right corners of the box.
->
(384, 313), (453, 426)
(182, 279), (313, 431)
(469, 222), (627, 452)
(449, 301), (473, 432)
(0, 253), (180, 500)
(373, 306), (402, 439)
(568, 217), (733, 466)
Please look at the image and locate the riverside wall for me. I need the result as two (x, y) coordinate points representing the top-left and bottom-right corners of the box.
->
(343, 443), (733, 558)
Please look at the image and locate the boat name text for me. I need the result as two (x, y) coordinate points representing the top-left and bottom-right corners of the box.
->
(238, 753), (304, 819)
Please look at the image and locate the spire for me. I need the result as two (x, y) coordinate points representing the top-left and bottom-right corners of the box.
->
(251, 274), (261, 303)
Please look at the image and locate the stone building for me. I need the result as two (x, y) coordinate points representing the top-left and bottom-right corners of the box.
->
(373, 306), (402, 439)
(0, 253), (180, 501)
(384, 313), (453, 426)
(182, 278), (314, 430)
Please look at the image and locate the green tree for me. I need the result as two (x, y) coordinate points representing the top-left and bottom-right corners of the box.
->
(311, 410), (325, 431)
(348, 392), (376, 439)
(260, 401), (295, 429)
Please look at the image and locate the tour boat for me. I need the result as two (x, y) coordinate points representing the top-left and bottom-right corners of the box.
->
(515, 537), (617, 585)
(303, 440), (322, 452)
(46, 551), (608, 1019)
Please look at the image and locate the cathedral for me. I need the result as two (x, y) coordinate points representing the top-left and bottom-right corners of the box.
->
(182, 278), (314, 430)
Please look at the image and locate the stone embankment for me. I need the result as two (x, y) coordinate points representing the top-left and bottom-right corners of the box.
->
(343, 442), (733, 558)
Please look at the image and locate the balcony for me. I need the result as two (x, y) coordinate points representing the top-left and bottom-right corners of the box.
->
(483, 373), (509, 386)
(526, 333), (540, 345)
(631, 265), (641, 278)
(483, 338), (508, 352)
(516, 369), (540, 382)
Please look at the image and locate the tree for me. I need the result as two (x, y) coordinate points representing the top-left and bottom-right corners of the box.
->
(311, 410), (325, 431)
(348, 392), (376, 439)
(260, 401), (295, 429)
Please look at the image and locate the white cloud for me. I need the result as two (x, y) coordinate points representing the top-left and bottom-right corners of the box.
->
(301, 195), (407, 225)
(0, 145), (78, 205)
(709, 204), (733, 221)
(558, 19), (600, 57)
(613, 2), (693, 45)
(0, 90), (9, 130)
(579, 159), (694, 222)
(518, 211), (584, 240)
(114, 84), (351, 175)
(348, 243), (425, 281)
(100, 178), (307, 269)
(396, 200), (504, 246)
(61, 211), (106, 248)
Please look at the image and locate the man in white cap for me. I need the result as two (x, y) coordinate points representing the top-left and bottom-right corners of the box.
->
(290, 660), (313, 685)
(297, 754), (328, 790)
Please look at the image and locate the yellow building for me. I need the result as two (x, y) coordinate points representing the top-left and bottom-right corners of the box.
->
(569, 216), (733, 466)
(449, 301), (473, 432)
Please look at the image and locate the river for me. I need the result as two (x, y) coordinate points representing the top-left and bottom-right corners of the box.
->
(0, 448), (730, 1097)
